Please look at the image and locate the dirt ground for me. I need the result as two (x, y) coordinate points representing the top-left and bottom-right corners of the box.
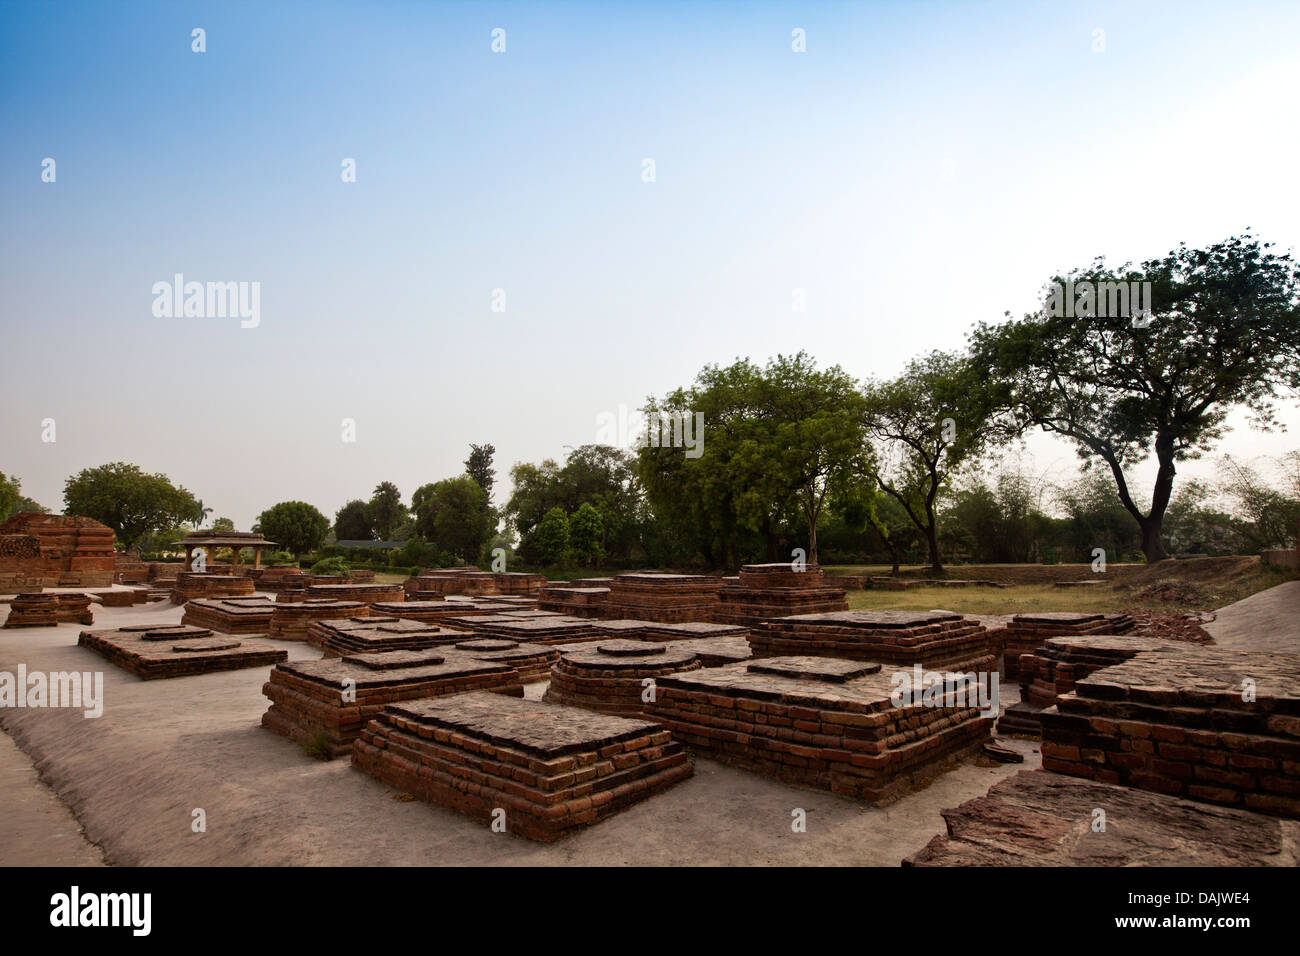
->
(0, 596), (1037, 867)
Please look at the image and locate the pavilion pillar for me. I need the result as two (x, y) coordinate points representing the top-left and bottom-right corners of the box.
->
(253, 546), (263, 570)
(185, 545), (195, 571)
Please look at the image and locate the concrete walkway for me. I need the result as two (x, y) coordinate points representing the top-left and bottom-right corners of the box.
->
(1203, 580), (1300, 653)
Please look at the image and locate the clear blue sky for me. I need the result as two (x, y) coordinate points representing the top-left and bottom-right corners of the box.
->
(3, 1), (1298, 527)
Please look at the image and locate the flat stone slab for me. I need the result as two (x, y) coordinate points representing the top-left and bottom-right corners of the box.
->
(345, 649), (448, 670)
(906, 769), (1300, 866)
(456, 638), (518, 651)
(384, 692), (664, 759)
(747, 657), (882, 683)
(782, 610), (963, 628)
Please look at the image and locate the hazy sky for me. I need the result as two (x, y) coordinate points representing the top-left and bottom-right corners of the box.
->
(2, 1), (1298, 529)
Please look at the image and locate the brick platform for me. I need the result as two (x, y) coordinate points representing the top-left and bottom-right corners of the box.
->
(251, 566), (306, 592)
(714, 563), (848, 624)
(302, 582), (405, 605)
(1041, 645), (1300, 817)
(370, 598), (445, 621)
(54, 593), (94, 625)
(403, 569), (500, 598)
(751, 610), (995, 673)
(3, 593), (59, 628)
(261, 650), (524, 758)
(601, 572), (722, 623)
(642, 621), (751, 642)
(268, 599), (369, 641)
(650, 655), (994, 803)
(448, 613), (601, 645)
(995, 611), (1136, 678)
(490, 572), (548, 596)
(537, 586), (610, 618)
(307, 617), (471, 656)
(170, 573), (256, 605)
(181, 596), (278, 635)
(905, 769), (1300, 866)
(544, 640), (702, 717)
(660, 635), (753, 667)
(79, 625), (287, 680)
(351, 692), (692, 841)
(447, 638), (561, 682)
(998, 635), (1176, 736)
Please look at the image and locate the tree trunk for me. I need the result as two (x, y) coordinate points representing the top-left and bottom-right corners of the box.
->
(808, 523), (819, 567)
(1140, 516), (1170, 563)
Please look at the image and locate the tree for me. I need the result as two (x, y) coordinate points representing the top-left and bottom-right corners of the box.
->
(334, 499), (375, 540)
(862, 351), (997, 571)
(535, 507), (570, 566)
(0, 473), (21, 522)
(63, 462), (203, 550)
(211, 516), (235, 532)
(569, 503), (605, 567)
(255, 501), (329, 559)
(465, 443), (497, 502)
(973, 234), (1300, 562)
(367, 482), (407, 540)
(411, 476), (493, 563)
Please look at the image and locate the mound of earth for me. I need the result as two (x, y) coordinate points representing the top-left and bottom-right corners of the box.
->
(1124, 609), (1216, 644)
(1125, 555), (1260, 586)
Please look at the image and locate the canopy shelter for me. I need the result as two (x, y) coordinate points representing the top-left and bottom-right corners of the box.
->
(178, 531), (277, 573)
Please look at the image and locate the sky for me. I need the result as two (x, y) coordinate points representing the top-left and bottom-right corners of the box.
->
(2, 0), (1298, 529)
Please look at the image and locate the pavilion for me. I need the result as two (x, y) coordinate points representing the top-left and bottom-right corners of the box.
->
(177, 531), (277, 574)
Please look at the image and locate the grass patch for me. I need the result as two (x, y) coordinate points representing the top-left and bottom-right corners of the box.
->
(301, 731), (334, 761)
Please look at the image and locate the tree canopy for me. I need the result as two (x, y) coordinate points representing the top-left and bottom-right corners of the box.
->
(255, 500), (329, 558)
(63, 462), (202, 550)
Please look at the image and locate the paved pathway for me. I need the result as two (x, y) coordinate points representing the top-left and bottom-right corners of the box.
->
(1203, 580), (1300, 653)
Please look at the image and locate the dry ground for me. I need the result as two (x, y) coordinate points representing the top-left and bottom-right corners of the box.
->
(0, 597), (1035, 867)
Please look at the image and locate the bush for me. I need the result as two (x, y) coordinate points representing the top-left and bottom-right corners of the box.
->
(310, 556), (351, 577)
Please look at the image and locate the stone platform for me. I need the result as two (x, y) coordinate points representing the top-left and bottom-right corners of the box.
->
(543, 640), (701, 717)
(751, 610), (994, 673)
(79, 625), (287, 680)
(268, 599), (368, 641)
(261, 650), (524, 758)
(403, 569), (500, 598)
(351, 692), (692, 841)
(181, 596), (277, 635)
(302, 582), (405, 605)
(651, 655), (994, 803)
(905, 769), (1300, 866)
(3, 593), (59, 628)
(448, 613), (601, 645)
(307, 617), (470, 656)
(1041, 645), (1300, 817)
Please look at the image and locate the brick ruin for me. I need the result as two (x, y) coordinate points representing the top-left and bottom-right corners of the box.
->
(267, 599), (369, 641)
(1040, 644), (1300, 817)
(714, 563), (848, 624)
(403, 568), (500, 598)
(537, 585), (609, 618)
(351, 692), (692, 841)
(170, 573), (255, 605)
(651, 655), (994, 803)
(544, 640), (702, 717)
(301, 582), (405, 605)
(445, 612), (601, 645)
(447, 638), (560, 682)
(0, 513), (116, 590)
(751, 610), (995, 674)
(306, 616), (471, 656)
(994, 611), (1135, 678)
(997, 635), (1176, 736)
(181, 596), (278, 635)
(113, 551), (149, 584)
(905, 769), (1299, 866)
(79, 625), (287, 679)
(4, 593), (59, 628)
(601, 572), (722, 623)
(261, 650), (525, 758)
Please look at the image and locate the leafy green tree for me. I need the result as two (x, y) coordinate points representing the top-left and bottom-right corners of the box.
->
(411, 476), (493, 563)
(255, 501), (330, 559)
(569, 503), (605, 567)
(63, 462), (203, 550)
(211, 517), (235, 532)
(973, 234), (1300, 562)
(862, 351), (998, 571)
(367, 482), (407, 540)
(465, 443), (497, 502)
(535, 508), (570, 566)
(0, 473), (22, 522)
(334, 499), (375, 540)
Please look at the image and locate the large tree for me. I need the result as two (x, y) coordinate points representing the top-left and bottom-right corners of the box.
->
(255, 501), (329, 559)
(334, 499), (375, 540)
(366, 481), (407, 541)
(972, 234), (1300, 562)
(63, 462), (203, 550)
(862, 351), (998, 571)
(465, 443), (497, 502)
(412, 476), (493, 563)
